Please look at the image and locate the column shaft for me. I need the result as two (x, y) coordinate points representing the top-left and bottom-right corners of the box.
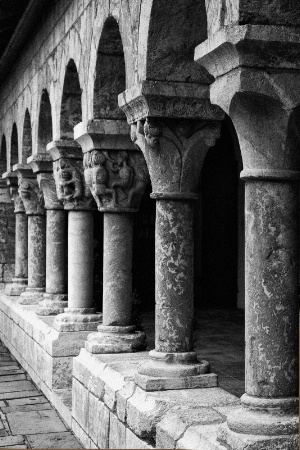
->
(155, 200), (194, 352)
(245, 180), (298, 398)
(68, 210), (93, 309)
(46, 210), (67, 295)
(28, 215), (46, 289)
(103, 213), (133, 326)
(15, 213), (28, 278)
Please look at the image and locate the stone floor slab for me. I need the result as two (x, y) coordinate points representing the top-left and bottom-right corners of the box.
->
(0, 374), (26, 382)
(0, 369), (25, 376)
(7, 395), (47, 406)
(0, 435), (26, 446)
(2, 403), (52, 413)
(0, 390), (41, 400)
(6, 410), (68, 435)
(26, 431), (83, 448)
(0, 381), (36, 394)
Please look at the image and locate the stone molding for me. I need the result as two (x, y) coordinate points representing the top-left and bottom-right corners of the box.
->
(240, 168), (300, 182)
(118, 81), (225, 124)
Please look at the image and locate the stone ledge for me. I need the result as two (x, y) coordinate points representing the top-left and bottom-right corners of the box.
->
(72, 349), (240, 447)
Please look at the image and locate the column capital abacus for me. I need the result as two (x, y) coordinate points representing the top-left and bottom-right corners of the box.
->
(13, 165), (45, 216)
(119, 82), (223, 197)
(74, 120), (149, 213)
(47, 140), (96, 211)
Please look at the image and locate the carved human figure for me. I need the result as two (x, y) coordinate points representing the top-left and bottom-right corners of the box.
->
(91, 151), (116, 208)
(55, 158), (83, 204)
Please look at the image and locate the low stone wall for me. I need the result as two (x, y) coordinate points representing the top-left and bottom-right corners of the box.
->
(0, 294), (90, 400)
(72, 349), (241, 449)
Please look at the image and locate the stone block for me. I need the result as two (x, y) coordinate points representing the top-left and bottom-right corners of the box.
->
(72, 378), (89, 431)
(0, 435), (26, 447)
(109, 412), (126, 449)
(126, 386), (169, 439)
(125, 427), (153, 449)
(156, 406), (224, 449)
(73, 349), (106, 398)
(116, 380), (136, 423)
(72, 418), (91, 449)
(177, 424), (225, 450)
(102, 366), (127, 411)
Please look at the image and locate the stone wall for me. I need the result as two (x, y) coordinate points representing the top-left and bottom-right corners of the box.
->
(0, 187), (15, 289)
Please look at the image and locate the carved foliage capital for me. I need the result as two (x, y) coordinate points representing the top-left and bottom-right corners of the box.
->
(83, 149), (149, 212)
(132, 118), (222, 194)
(18, 177), (45, 215)
(53, 158), (96, 210)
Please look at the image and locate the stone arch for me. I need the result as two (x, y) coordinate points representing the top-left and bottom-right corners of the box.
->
(11, 124), (18, 170)
(0, 135), (7, 174)
(38, 89), (53, 152)
(60, 59), (82, 140)
(138, 0), (209, 82)
(22, 109), (32, 163)
(93, 16), (126, 119)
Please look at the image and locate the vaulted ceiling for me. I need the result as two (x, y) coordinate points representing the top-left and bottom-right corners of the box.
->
(0, 0), (30, 59)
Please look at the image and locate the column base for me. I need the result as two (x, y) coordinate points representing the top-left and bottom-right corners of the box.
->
(85, 325), (147, 353)
(219, 421), (298, 450)
(5, 278), (28, 296)
(19, 287), (45, 305)
(37, 293), (68, 316)
(135, 350), (217, 391)
(53, 308), (102, 332)
(228, 395), (298, 435)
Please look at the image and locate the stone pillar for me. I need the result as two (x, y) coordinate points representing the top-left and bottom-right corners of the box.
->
(47, 141), (101, 331)
(27, 156), (68, 315)
(15, 167), (46, 304)
(119, 81), (224, 389)
(4, 175), (28, 296)
(75, 120), (148, 352)
(220, 170), (299, 449)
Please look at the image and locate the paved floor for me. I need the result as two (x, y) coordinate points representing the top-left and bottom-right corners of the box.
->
(0, 342), (81, 449)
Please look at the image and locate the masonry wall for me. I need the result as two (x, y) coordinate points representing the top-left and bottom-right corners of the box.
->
(0, 187), (15, 289)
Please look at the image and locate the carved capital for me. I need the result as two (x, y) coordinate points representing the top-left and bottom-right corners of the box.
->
(53, 158), (96, 211)
(131, 118), (221, 196)
(10, 186), (25, 213)
(83, 149), (149, 212)
(37, 173), (63, 210)
(118, 81), (225, 124)
(18, 176), (45, 215)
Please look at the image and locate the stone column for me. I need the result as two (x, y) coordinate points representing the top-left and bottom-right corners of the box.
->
(14, 167), (46, 305)
(47, 141), (101, 331)
(75, 120), (148, 352)
(221, 170), (299, 449)
(119, 81), (223, 389)
(27, 155), (68, 315)
(3, 175), (28, 296)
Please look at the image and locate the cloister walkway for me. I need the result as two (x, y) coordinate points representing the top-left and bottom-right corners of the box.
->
(0, 342), (81, 449)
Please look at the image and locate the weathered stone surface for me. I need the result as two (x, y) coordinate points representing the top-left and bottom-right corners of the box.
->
(0, 435), (26, 447)
(8, 395), (47, 405)
(45, 209), (67, 296)
(0, 380), (36, 393)
(6, 409), (67, 435)
(26, 431), (82, 449)
(109, 412), (126, 449)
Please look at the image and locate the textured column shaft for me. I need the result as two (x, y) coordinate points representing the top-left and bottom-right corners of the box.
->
(103, 213), (133, 326)
(155, 200), (194, 353)
(245, 180), (299, 398)
(46, 210), (67, 294)
(28, 215), (46, 289)
(15, 213), (28, 278)
(68, 210), (93, 309)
